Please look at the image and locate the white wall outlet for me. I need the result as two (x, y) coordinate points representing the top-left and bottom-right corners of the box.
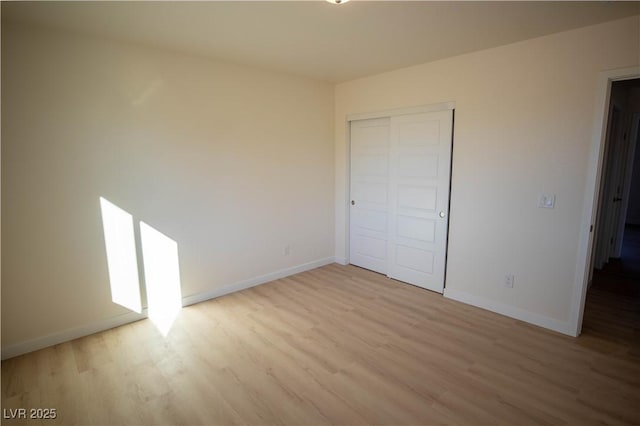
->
(283, 245), (291, 256)
(538, 194), (556, 209)
(504, 274), (515, 288)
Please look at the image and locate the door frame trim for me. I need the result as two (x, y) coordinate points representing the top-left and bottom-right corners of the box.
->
(343, 101), (455, 269)
(570, 66), (640, 337)
(346, 102), (455, 123)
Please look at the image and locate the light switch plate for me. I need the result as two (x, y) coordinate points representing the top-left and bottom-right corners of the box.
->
(539, 194), (556, 209)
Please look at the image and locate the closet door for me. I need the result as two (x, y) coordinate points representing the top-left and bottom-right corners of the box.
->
(349, 117), (391, 274)
(387, 111), (453, 293)
(349, 109), (453, 293)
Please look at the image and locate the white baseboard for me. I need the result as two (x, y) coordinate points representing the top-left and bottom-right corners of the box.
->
(334, 256), (348, 266)
(1, 310), (147, 360)
(2, 256), (335, 360)
(443, 288), (575, 337)
(181, 256), (335, 306)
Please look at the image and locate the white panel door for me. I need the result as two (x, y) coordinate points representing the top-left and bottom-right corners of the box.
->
(349, 109), (453, 293)
(387, 111), (453, 292)
(349, 117), (391, 274)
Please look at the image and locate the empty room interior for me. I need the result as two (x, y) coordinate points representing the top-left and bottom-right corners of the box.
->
(2, 1), (640, 425)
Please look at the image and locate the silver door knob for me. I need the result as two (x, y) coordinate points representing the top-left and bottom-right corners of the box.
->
(439, 211), (446, 218)
(351, 200), (355, 205)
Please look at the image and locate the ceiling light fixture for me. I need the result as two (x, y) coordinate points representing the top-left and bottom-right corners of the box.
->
(326, 0), (349, 4)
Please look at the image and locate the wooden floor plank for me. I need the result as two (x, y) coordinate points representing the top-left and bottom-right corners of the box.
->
(2, 263), (639, 425)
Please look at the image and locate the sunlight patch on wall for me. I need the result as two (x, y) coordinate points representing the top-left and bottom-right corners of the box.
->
(100, 197), (183, 335)
(99, 197), (142, 313)
(140, 222), (183, 336)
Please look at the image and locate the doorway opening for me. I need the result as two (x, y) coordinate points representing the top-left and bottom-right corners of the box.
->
(582, 78), (640, 345)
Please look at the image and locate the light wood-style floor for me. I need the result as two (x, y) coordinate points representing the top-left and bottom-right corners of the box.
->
(2, 263), (639, 425)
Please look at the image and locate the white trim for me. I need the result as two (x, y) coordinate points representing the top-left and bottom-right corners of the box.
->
(570, 66), (640, 337)
(1, 310), (147, 360)
(334, 256), (348, 265)
(182, 256), (335, 306)
(1, 257), (335, 360)
(444, 288), (574, 336)
(346, 102), (455, 123)
(343, 116), (352, 265)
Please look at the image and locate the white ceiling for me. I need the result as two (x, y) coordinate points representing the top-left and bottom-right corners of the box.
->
(3, 1), (639, 83)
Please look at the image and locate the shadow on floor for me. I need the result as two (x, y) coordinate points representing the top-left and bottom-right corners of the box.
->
(582, 225), (640, 357)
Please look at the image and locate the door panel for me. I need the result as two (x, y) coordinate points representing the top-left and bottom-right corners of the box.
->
(396, 245), (434, 273)
(349, 109), (453, 293)
(397, 184), (437, 211)
(388, 110), (453, 293)
(349, 118), (390, 274)
(397, 154), (439, 178)
(397, 215), (436, 242)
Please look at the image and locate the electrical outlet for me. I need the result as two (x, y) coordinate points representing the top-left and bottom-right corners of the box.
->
(283, 245), (291, 256)
(504, 274), (515, 288)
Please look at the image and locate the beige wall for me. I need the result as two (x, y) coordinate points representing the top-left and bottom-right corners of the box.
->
(1, 23), (334, 348)
(335, 16), (639, 333)
(3, 14), (639, 351)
